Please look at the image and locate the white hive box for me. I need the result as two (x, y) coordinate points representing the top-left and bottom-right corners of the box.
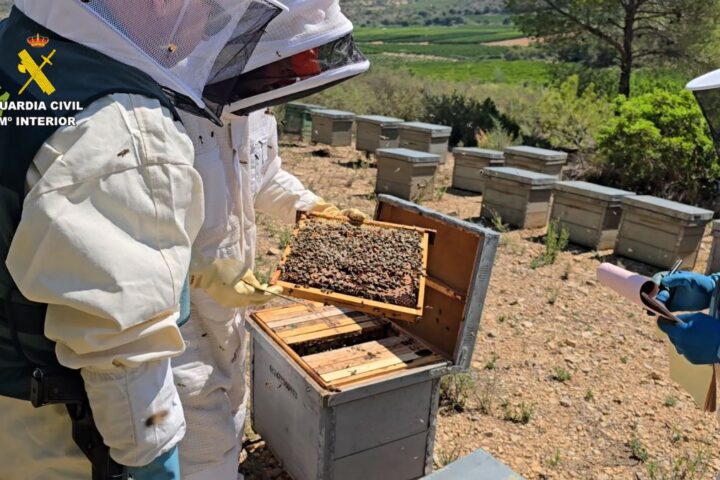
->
(355, 115), (404, 153)
(311, 109), (355, 146)
(504, 146), (568, 176)
(481, 167), (557, 229)
(551, 181), (635, 250)
(451, 147), (504, 193)
(375, 148), (441, 202)
(398, 122), (452, 164)
(615, 195), (713, 269)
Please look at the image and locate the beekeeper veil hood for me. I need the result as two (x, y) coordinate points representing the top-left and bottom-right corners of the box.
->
(206, 0), (370, 116)
(14, 0), (284, 122)
(688, 69), (720, 154)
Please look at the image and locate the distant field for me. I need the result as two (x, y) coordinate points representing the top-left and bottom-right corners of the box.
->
(355, 25), (525, 45)
(379, 58), (550, 84)
(359, 42), (512, 60)
(355, 19), (547, 85)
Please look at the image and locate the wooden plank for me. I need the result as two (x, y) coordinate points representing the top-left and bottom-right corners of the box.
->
(303, 336), (411, 373)
(322, 350), (429, 382)
(255, 303), (317, 323)
(329, 355), (444, 388)
(284, 320), (385, 345)
(269, 309), (365, 331)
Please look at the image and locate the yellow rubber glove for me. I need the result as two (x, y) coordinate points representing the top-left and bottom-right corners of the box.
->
(310, 198), (368, 223)
(189, 256), (282, 308)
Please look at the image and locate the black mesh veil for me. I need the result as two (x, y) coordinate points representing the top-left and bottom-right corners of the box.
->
(202, 1), (282, 118)
(205, 34), (367, 116)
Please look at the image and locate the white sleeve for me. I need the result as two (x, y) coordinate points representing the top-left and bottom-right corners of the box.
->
(254, 115), (319, 223)
(5, 93), (204, 465)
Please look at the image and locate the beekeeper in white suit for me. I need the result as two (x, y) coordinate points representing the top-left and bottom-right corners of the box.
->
(175, 1), (370, 478)
(0, 0), (284, 478)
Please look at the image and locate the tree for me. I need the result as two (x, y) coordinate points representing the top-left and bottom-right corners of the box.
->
(506, 0), (720, 96)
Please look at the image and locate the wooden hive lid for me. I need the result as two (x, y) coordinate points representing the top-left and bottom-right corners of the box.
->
(482, 166), (556, 186)
(554, 181), (635, 202)
(622, 195), (714, 222)
(453, 147), (505, 162)
(311, 109), (355, 120)
(504, 145), (568, 163)
(374, 194), (500, 372)
(399, 121), (452, 137)
(376, 148), (441, 164)
(356, 115), (404, 125)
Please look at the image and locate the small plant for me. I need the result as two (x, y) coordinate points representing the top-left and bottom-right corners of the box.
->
(646, 451), (710, 480)
(531, 221), (570, 269)
(475, 375), (498, 415)
(620, 356), (628, 364)
(584, 389), (594, 401)
(501, 400), (533, 424)
(664, 396), (678, 407)
(490, 210), (509, 234)
(546, 288), (559, 305)
(434, 185), (448, 201)
(552, 367), (572, 383)
(484, 352), (499, 370)
(439, 373), (475, 414)
(498, 314), (507, 323)
(547, 449), (561, 468)
(628, 436), (649, 463)
(435, 446), (462, 468)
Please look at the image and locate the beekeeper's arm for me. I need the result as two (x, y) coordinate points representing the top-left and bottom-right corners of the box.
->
(6, 94), (204, 468)
(254, 114), (366, 222)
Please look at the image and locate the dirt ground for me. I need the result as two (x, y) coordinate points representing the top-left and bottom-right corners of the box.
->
(241, 137), (720, 480)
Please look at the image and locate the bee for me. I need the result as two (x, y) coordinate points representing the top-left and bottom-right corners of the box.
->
(145, 410), (170, 427)
(166, 43), (178, 54)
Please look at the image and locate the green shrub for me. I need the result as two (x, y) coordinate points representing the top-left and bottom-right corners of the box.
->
(422, 92), (520, 148)
(594, 89), (719, 206)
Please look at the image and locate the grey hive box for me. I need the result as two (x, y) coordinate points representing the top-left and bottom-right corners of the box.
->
(398, 122), (452, 164)
(248, 195), (499, 480)
(615, 195), (714, 269)
(311, 109), (355, 146)
(375, 148), (441, 201)
(451, 148), (504, 193)
(284, 102), (323, 139)
(551, 181), (635, 250)
(481, 167), (556, 229)
(707, 220), (720, 274)
(355, 115), (404, 153)
(504, 146), (568, 176)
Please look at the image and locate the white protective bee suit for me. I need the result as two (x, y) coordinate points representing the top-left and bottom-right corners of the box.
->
(173, 2), (369, 478)
(0, 0), (281, 478)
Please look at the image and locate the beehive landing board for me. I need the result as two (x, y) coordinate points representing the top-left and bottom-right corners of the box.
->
(252, 303), (445, 390)
(272, 214), (430, 323)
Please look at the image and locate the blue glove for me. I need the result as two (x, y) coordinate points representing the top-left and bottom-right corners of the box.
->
(658, 313), (720, 365)
(127, 446), (180, 480)
(655, 271), (717, 312)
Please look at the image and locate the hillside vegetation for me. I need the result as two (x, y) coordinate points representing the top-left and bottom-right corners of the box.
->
(343, 0), (504, 27)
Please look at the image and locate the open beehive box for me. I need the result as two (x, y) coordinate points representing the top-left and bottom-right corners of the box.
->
(251, 303), (445, 391)
(248, 196), (500, 480)
(270, 212), (432, 323)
